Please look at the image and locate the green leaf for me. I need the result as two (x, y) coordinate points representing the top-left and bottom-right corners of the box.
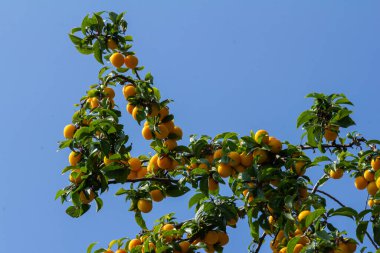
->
(108, 240), (118, 249)
(313, 156), (331, 163)
(59, 139), (72, 149)
(306, 92), (325, 99)
(75, 45), (93, 55)
(98, 66), (109, 78)
(109, 12), (118, 23)
(173, 145), (191, 153)
(87, 242), (98, 253)
(192, 139), (208, 157)
(69, 34), (82, 45)
(331, 108), (352, 121)
(376, 170), (380, 180)
(330, 207), (357, 220)
(287, 237), (300, 253)
(55, 189), (66, 200)
(66, 205), (89, 218)
(166, 185), (190, 197)
(248, 217), (259, 242)
(366, 140), (380, 145)
(100, 140), (111, 155)
(357, 209), (372, 220)
(199, 177), (209, 197)
(94, 249), (107, 253)
(373, 223), (380, 245)
(125, 35), (133, 41)
(356, 221), (368, 243)
(93, 40), (104, 64)
(115, 188), (129, 195)
(135, 211), (147, 229)
(81, 14), (90, 34)
(107, 126), (117, 134)
(316, 231), (332, 241)
(306, 127), (317, 147)
(116, 12), (126, 23)
(93, 13), (104, 31)
(305, 208), (325, 227)
(335, 97), (353, 105)
(284, 195), (294, 209)
(188, 193), (206, 208)
(297, 110), (314, 128)
(115, 135), (129, 153)
(152, 87), (160, 100)
(71, 27), (81, 34)
(95, 197), (103, 212)
(334, 116), (356, 128)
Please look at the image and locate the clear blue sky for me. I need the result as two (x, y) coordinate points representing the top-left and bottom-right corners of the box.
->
(0, 1), (379, 252)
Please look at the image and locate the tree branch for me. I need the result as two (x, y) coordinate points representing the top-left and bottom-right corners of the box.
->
(254, 232), (266, 253)
(135, 70), (142, 80)
(104, 74), (135, 86)
(108, 177), (178, 184)
(299, 137), (367, 150)
(312, 189), (346, 208)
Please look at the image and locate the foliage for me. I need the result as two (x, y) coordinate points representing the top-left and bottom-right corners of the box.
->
(57, 11), (380, 253)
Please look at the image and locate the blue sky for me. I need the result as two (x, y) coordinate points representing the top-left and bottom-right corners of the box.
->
(0, 1), (379, 252)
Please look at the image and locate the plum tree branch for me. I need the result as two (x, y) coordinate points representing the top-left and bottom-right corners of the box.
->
(312, 189), (346, 208)
(104, 74), (135, 86)
(299, 137), (367, 151)
(134, 70), (142, 80)
(108, 177), (178, 184)
(254, 232), (267, 253)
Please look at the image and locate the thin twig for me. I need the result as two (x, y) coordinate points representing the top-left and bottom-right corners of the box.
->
(365, 231), (379, 250)
(254, 233), (267, 253)
(312, 189), (346, 207)
(135, 70), (142, 80)
(104, 74), (133, 86)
